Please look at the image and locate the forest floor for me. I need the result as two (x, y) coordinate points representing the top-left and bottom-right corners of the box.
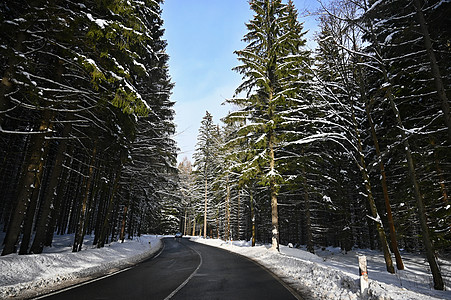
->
(0, 234), (450, 299)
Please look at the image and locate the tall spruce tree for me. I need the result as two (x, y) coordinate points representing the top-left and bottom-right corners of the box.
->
(193, 111), (219, 238)
(226, 0), (311, 251)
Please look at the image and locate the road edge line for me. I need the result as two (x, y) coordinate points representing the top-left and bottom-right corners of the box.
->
(163, 242), (203, 300)
(192, 239), (304, 300)
(31, 239), (165, 299)
(239, 253), (305, 300)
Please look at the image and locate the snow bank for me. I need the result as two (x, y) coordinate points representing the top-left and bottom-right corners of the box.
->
(1, 234), (449, 300)
(0, 235), (162, 299)
(191, 237), (451, 300)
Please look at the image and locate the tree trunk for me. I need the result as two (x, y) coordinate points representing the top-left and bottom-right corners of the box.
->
(269, 130), (279, 251)
(365, 102), (404, 270)
(192, 217), (196, 237)
(83, 180), (96, 241)
(31, 120), (71, 253)
(56, 152), (80, 236)
(360, 152), (395, 274)
(225, 175), (231, 241)
(97, 165), (122, 248)
(18, 184), (40, 255)
(120, 190), (131, 243)
(183, 208), (188, 236)
(250, 191), (255, 246)
(0, 135), (25, 233)
(1, 116), (52, 256)
(429, 138), (448, 204)
(110, 196), (121, 243)
(93, 179), (109, 245)
(301, 160), (314, 254)
(216, 210), (219, 238)
(52, 146), (75, 238)
(44, 158), (69, 247)
(351, 103), (395, 274)
(237, 189), (241, 240)
(19, 118), (53, 255)
(203, 177), (208, 239)
(387, 88), (444, 289)
(127, 197), (135, 240)
(45, 160), (70, 246)
(73, 143), (97, 252)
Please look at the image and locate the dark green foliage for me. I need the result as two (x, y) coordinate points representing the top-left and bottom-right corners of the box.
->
(0, 0), (177, 255)
(188, 0), (449, 285)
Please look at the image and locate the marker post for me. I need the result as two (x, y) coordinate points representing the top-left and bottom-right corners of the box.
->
(359, 256), (369, 295)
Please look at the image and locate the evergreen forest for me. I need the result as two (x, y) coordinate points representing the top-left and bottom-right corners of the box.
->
(0, 0), (450, 292)
(181, 0), (450, 291)
(0, 0), (178, 257)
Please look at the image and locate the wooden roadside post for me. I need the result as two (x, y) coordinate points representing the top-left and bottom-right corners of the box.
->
(359, 256), (369, 295)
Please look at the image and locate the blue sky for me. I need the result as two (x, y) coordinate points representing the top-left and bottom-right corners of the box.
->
(161, 0), (325, 163)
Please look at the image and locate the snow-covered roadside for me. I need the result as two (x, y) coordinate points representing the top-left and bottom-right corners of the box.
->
(191, 237), (451, 300)
(0, 235), (163, 299)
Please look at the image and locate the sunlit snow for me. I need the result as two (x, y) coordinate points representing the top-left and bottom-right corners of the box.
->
(192, 237), (450, 300)
(0, 234), (161, 298)
(0, 234), (449, 300)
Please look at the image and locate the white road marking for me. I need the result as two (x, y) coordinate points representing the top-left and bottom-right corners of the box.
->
(164, 243), (203, 300)
(32, 243), (166, 299)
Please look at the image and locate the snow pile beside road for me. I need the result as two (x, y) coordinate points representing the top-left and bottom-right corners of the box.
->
(0, 235), (162, 299)
(191, 237), (451, 300)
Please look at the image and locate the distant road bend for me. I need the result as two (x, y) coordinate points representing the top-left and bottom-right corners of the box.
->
(37, 237), (302, 300)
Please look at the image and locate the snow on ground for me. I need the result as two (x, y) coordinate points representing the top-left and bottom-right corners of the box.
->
(0, 234), (162, 299)
(191, 237), (451, 300)
(1, 233), (449, 300)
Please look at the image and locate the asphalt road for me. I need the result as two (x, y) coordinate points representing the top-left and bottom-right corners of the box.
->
(36, 237), (301, 300)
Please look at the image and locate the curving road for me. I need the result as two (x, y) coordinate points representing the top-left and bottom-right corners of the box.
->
(36, 237), (301, 300)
